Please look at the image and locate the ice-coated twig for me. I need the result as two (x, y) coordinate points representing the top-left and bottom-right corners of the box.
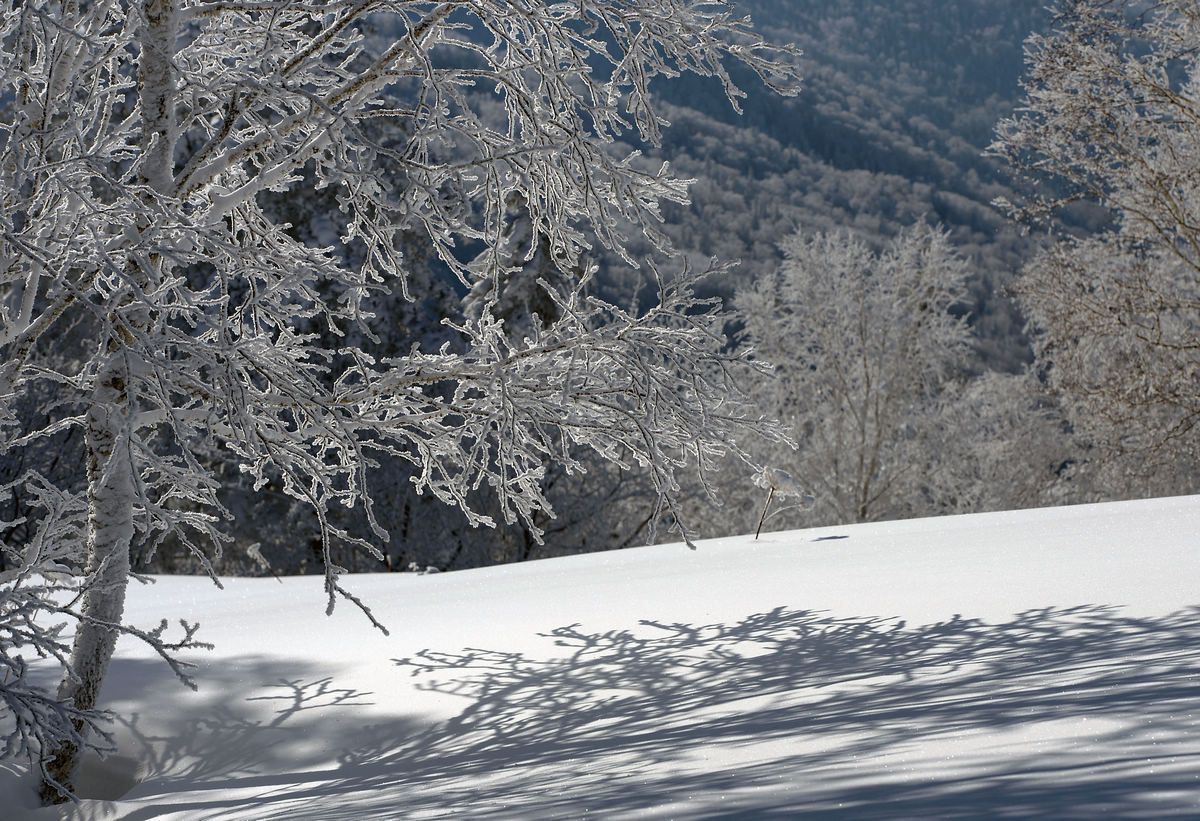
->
(753, 467), (814, 539)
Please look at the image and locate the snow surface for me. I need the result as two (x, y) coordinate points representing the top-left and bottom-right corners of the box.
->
(3, 496), (1200, 819)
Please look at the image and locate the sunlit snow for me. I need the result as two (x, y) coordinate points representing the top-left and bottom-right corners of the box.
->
(4, 496), (1200, 819)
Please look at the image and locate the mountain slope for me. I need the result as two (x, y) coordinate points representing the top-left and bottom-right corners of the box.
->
(638, 0), (1054, 368)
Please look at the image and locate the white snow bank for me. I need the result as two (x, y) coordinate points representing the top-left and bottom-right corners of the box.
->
(4, 496), (1199, 819)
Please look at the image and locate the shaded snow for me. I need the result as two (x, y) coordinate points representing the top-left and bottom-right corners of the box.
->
(4, 496), (1200, 819)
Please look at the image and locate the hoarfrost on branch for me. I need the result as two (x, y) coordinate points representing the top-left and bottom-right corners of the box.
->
(0, 0), (798, 799)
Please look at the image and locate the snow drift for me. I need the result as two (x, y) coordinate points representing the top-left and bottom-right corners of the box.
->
(4, 495), (1199, 819)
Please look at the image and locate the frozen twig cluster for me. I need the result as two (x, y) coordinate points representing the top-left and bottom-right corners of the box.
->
(752, 467), (814, 539)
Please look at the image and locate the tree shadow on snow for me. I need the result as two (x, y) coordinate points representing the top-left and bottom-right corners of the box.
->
(60, 604), (1200, 819)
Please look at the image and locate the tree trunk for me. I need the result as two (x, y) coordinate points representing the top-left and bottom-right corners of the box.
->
(42, 0), (178, 792)
(40, 367), (135, 803)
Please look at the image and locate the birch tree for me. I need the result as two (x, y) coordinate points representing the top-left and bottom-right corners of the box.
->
(0, 0), (798, 800)
(992, 0), (1200, 489)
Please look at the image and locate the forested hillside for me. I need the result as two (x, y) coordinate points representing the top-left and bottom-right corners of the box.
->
(641, 0), (1052, 369)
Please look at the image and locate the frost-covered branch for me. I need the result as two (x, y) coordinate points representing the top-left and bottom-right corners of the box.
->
(0, 475), (112, 796)
(993, 0), (1200, 483)
(0, 0), (799, 800)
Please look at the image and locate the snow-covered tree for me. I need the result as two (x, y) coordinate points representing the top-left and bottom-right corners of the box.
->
(992, 0), (1200, 491)
(731, 224), (1068, 530)
(735, 225), (973, 525)
(0, 0), (797, 800)
(932, 368), (1074, 513)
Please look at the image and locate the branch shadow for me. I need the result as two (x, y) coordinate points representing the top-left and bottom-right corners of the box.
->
(46, 605), (1200, 819)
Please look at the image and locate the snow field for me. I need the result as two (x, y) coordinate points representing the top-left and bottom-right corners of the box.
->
(4, 495), (1199, 819)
